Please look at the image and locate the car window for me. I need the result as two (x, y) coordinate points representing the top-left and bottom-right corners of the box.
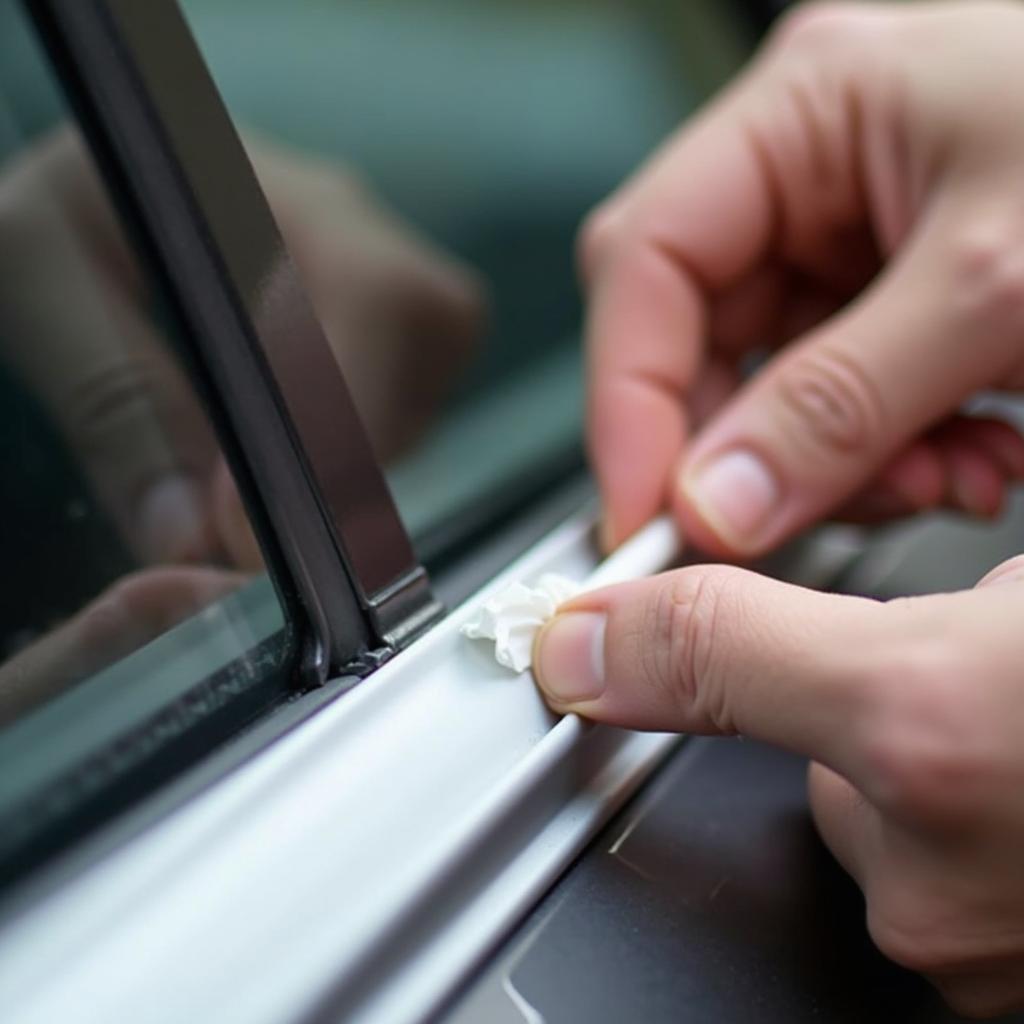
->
(180, 0), (757, 567)
(0, 0), (298, 884)
(0, 0), (764, 890)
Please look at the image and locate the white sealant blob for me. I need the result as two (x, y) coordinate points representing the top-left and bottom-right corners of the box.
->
(460, 573), (579, 673)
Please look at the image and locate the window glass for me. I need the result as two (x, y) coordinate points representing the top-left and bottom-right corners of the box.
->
(0, 0), (293, 869)
(181, 0), (756, 564)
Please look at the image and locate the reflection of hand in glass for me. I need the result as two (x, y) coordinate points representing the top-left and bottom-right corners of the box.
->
(0, 127), (484, 569)
(250, 136), (485, 463)
(0, 566), (244, 726)
(0, 126), (483, 719)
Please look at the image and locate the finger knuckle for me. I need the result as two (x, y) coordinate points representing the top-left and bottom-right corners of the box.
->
(867, 882), (1020, 994)
(102, 572), (155, 617)
(67, 354), (162, 454)
(977, 553), (1024, 588)
(867, 902), (964, 977)
(860, 634), (979, 824)
(77, 596), (127, 652)
(951, 224), (1024, 337)
(77, 574), (150, 652)
(769, 2), (882, 54)
(775, 347), (887, 458)
(576, 203), (623, 284)
(642, 568), (740, 733)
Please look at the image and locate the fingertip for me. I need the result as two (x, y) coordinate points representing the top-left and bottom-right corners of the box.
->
(589, 421), (681, 557)
(593, 489), (646, 554)
(944, 441), (1006, 520)
(532, 611), (607, 709)
(584, 233), (699, 560)
(136, 474), (212, 565)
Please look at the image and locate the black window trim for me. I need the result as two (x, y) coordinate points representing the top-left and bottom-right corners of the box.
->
(0, 0), (783, 897)
(0, 0), (444, 890)
(25, 0), (444, 673)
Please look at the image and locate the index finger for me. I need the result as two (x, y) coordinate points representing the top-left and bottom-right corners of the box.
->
(583, 87), (779, 549)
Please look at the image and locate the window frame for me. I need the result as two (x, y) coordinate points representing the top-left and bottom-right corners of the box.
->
(0, 0), (444, 888)
(0, 502), (684, 1024)
(26, 0), (443, 667)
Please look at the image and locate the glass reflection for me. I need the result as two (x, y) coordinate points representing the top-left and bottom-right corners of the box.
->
(181, 0), (752, 554)
(0, 0), (754, 726)
(0, 4), (287, 728)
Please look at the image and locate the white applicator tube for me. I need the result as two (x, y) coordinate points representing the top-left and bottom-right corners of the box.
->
(584, 514), (681, 590)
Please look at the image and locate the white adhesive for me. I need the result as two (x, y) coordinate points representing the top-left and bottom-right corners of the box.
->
(461, 515), (680, 673)
(461, 573), (579, 673)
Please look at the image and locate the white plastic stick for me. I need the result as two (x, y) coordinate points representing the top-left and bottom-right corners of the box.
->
(584, 514), (681, 590)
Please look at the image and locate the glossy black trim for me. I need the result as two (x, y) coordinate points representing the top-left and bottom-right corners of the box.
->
(0, 0), (443, 890)
(26, 0), (442, 675)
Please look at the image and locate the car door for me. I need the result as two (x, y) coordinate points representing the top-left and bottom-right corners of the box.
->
(2, 2), (1023, 1022)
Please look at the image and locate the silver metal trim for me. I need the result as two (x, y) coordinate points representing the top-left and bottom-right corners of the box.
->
(0, 510), (679, 1024)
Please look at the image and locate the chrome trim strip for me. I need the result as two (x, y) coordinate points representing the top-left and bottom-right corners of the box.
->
(0, 511), (679, 1024)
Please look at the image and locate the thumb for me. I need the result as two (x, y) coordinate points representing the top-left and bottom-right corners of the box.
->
(674, 190), (1024, 558)
(534, 564), (898, 790)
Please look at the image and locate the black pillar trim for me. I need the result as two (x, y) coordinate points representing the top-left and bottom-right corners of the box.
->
(26, 0), (443, 680)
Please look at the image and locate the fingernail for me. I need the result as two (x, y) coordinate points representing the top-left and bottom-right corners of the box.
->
(138, 475), (206, 563)
(683, 449), (780, 550)
(535, 612), (607, 704)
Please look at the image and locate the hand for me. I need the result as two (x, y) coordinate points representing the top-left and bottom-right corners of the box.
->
(0, 128), (483, 567)
(534, 556), (1024, 1017)
(582, 0), (1024, 558)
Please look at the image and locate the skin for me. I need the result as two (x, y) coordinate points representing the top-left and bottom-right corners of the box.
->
(534, 2), (1024, 1016)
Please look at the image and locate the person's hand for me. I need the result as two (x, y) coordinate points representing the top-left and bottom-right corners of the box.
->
(0, 128), (483, 567)
(582, 0), (1024, 557)
(534, 556), (1024, 1017)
